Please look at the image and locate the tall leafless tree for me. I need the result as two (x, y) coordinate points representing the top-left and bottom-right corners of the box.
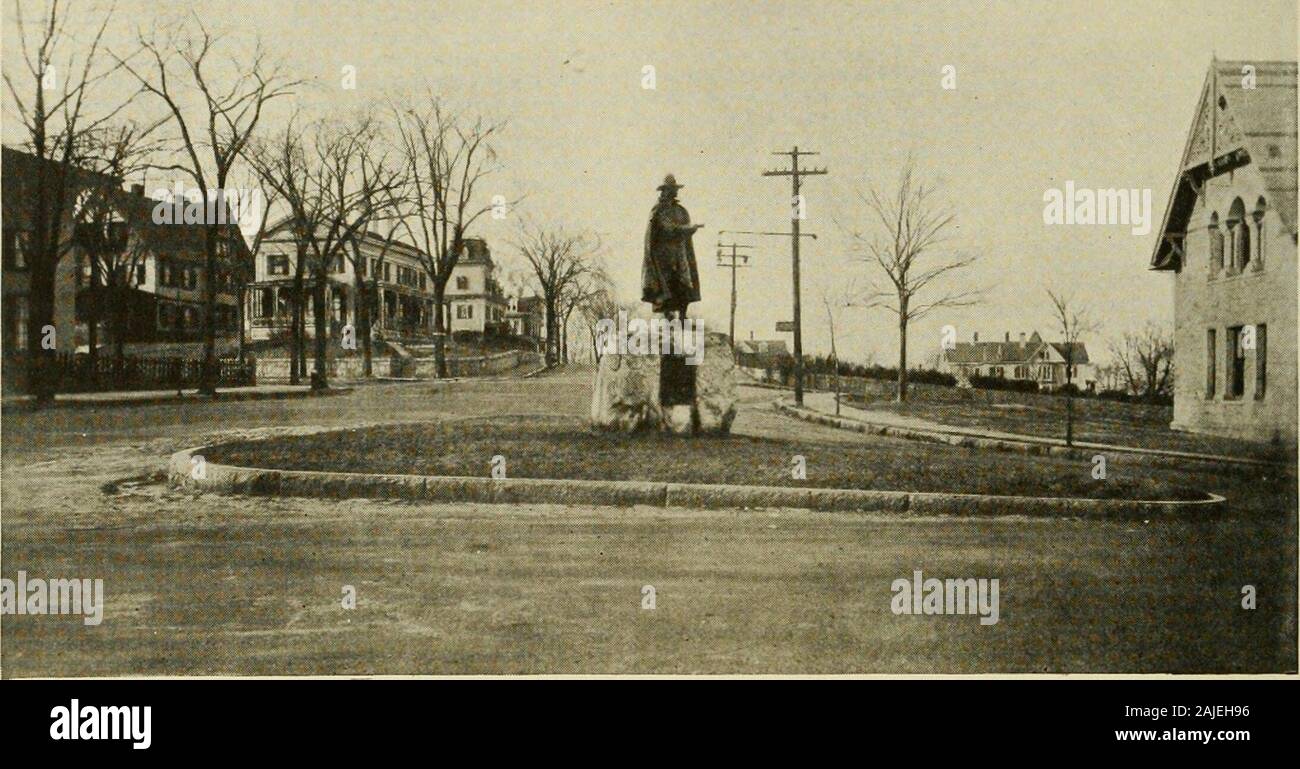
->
(843, 160), (981, 402)
(121, 16), (298, 393)
(1107, 322), (1174, 401)
(73, 121), (167, 372)
(557, 263), (609, 363)
(244, 115), (317, 385)
(1047, 288), (1096, 446)
(819, 281), (859, 417)
(394, 95), (505, 377)
(512, 218), (596, 367)
(247, 114), (400, 389)
(4, 0), (137, 403)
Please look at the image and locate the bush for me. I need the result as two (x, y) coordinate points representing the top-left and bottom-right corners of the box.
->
(970, 375), (1040, 393)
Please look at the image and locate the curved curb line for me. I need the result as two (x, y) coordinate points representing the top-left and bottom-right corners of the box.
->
(775, 397), (1282, 469)
(169, 445), (1227, 520)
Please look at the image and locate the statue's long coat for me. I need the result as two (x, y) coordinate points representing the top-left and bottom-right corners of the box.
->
(641, 199), (701, 314)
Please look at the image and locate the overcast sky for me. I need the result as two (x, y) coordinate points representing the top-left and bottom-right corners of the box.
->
(4, 0), (1296, 365)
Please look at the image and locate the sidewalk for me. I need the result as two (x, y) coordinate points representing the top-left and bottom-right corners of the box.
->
(790, 391), (1286, 468)
(2, 383), (348, 412)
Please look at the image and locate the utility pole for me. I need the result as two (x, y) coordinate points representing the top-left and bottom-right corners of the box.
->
(763, 147), (826, 406)
(715, 240), (753, 350)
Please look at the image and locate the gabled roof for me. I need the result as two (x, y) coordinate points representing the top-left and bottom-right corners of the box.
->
(1049, 342), (1090, 365)
(455, 237), (494, 266)
(111, 187), (250, 260)
(1151, 60), (1297, 270)
(2, 145), (116, 227)
(944, 331), (1088, 365)
(945, 340), (1038, 365)
(736, 339), (789, 356)
(2, 145), (249, 260)
(515, 295), (545, 312)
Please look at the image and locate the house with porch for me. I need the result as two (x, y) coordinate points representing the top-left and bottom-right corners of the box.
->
(939, 331), (1094, 391)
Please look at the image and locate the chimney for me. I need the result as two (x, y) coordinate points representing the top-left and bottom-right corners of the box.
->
(1019, 332), (1026, 344)
(749, 330), (754, 340)
(973, 331), (979, 342)
(1004, 331), (1010, 342)
(130, 183), (145, 197)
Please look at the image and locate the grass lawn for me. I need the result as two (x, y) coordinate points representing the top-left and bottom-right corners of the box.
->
(2, 370), (1294, 674)
(201, 415), (1228, 501)
(843, 388), (1290, 462)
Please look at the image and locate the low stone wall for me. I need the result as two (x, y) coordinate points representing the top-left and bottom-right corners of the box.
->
(254, 356), (399, 383)
(413, 350), (542, 378)
(254, 350), (542, 383)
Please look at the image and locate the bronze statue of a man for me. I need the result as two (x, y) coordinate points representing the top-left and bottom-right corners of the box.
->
(642, 174), (703, 319)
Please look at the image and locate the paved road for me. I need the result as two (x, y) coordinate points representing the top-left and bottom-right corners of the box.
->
(1, 367), (1294, 675)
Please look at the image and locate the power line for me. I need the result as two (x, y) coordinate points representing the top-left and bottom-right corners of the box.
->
(762, 146), (827, 407)
(715, 240), (753, 350)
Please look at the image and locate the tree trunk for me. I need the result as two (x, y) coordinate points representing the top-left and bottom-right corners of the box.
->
(291, 249), (306, 384)
(357, 274), (373, 378)
(199, 227), (218, 395)
(236, 284), (247, 364)
(113, 285), (127, 365)
(432, 281), (448, 378)
(311, 270), (328, 390)
(27, 157), (62, 406)
(560, 308), (570, 363)
(86, 257), (100, 386)
(544, 293), (558, 367)
(28, 252), (58, 403)
(896, 299), (910, 403)
(1065, 360), (1075, 446)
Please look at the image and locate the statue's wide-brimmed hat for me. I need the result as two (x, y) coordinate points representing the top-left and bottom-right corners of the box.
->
(657, 174), (684, 191)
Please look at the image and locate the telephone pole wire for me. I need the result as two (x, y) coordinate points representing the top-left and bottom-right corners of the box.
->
(715, 240), (753, 350)
(763, 146), (826, 406)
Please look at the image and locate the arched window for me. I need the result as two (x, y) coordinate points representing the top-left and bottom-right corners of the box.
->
(1208, 211), (1223, 273)
(1227, 198), (1247, 272)
(1252, 197), (1267, 269)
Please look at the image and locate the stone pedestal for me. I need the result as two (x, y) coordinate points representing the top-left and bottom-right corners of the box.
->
(589, 330), (737, 435)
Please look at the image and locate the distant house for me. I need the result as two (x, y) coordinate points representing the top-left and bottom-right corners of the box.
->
(1150, 59), (1297, 443)
(75, 183), (247, 345)
(245, 227), (513, 344)
(939, 331), (1093, 391)
(444, 238), (509, 335)
(246, 219), (432, 343)
(506, 294), (545, 346)
(735, 338), (790, 371)
(2, 146), (247, 393)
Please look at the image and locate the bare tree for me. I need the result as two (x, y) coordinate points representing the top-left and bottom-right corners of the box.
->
(244, 116), (317, 385)
(1107, 322), (1174, 400)
(557, 265), (598, 363)
(121, 16), (298, 393)
(73, 121), (167, 372)
(1046, 288), (1096, 446)
(512, 218), (596, 367)
(4, 0), (136, 403)
(394, 95), (505, 377)
(345, 134), (409, 378)
(247, 114), (400, 389)
(843, 160), (980, 402)
(820, 281), (859, 417)
(227, 166), (276, 364)
(579, 271), (620, 364)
